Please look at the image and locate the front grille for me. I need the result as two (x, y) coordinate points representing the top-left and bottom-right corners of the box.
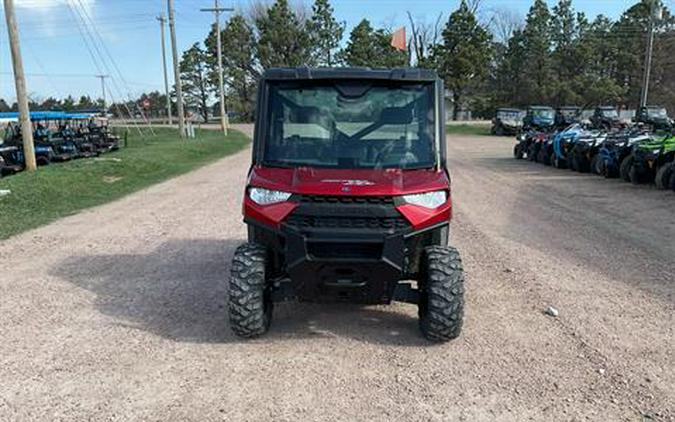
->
(298, 195), (394, 205)
(285, 215), (409, 231)
(307, 242), (382, 259)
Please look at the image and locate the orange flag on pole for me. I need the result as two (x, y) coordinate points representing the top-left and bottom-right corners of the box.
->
(391, 27), (406, 51)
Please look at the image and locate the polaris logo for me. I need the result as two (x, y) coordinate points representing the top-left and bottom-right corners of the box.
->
(321, 179), (375, 186)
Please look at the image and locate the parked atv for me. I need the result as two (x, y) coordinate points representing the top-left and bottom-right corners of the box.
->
(635, 135), (675, 189)
(514, 131), (545, 160)
(623, 135), (674, 185)
(597, 130), (651, 178)
(527, 132), (550, 163)
(568, 132), (605, 173)
(633, 106), (673, 132)
(230, 67), (465, 342)
(590, 106), (622, 131)
(536, 135), (554, 165)
(555, 106), (581, 129)
(491, 108), (523, 136)
(523, 106), (555, 132)
(550, 124), (586, 169)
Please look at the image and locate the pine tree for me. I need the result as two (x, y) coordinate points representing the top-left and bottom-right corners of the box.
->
(180, 43), (211, 122)
(521, 0), (553, 103)
(204, 15), (258, 120)
(434, 0), (492, 119)
(341, 19), (407, 68)
(307, 0), (345, 66)
(256, 0), (312, 68)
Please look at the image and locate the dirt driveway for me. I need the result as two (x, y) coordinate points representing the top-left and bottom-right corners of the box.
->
(0, 126), (673, 421)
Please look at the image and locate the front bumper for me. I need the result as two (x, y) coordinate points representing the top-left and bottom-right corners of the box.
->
(246, 194), (448, 304)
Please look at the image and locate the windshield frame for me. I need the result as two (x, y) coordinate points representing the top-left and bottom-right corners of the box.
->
(258, 79), (439, 170)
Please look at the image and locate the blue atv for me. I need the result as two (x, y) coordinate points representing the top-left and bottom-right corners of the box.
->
(597, 129), (650, 179)
(550, 124), (586, 169)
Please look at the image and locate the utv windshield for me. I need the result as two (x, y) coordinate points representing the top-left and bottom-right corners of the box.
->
(560, 109), (579, 117)
(647, 108), (667, 118)
(264, 81), (436, 169)
(601, 109), (619, 118)
(532, 109), (554, 118)
(497, 110), (521, 120)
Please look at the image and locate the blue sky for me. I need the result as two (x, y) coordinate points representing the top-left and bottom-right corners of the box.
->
(0, 0), (653, 102)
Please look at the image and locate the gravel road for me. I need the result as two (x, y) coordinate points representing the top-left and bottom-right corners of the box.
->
(1, 126), (673, 421)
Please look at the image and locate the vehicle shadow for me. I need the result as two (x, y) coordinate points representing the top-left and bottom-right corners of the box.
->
(51, 238), (432, 347)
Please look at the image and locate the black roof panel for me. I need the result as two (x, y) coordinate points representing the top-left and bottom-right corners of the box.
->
(261, 67), (438, 82)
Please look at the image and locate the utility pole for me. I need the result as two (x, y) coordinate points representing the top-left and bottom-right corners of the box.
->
(200, 0), (234, 135)
(95, 74), (109, 115)
(639, 1), (662, 108)
(4, 0), (36, 171)
(167, 0), (186, 138)
(157, 14), (172, 125)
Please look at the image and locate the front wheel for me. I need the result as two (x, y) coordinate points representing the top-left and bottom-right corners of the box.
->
(418, 246), (465, 342)
(228, 243), (272, 338)
(654, 163), (673, 190)
(514, 144), (524, 159)
(620, 155), (633, 182)
(552, 152), (567, 169)
(590, 155), (601, 175)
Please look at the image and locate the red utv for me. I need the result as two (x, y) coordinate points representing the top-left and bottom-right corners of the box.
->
(229, 68), (465, 342)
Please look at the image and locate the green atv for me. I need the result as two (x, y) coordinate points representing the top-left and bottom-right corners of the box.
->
(624, 134), (675, 188)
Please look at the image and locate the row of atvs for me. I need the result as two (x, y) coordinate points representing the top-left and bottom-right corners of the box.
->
(513, 124), (675, 191)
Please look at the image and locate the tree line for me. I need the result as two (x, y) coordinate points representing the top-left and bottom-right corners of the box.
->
(3, 0), (673, 121)
(0, 95), (104, 113)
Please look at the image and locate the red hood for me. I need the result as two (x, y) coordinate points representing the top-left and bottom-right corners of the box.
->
(248, 165), (449, 196)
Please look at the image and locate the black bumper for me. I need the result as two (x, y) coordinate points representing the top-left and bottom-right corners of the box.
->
(247, 195), (447, 304)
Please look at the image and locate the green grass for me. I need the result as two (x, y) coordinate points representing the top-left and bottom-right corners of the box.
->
(0, 127), (249, 240)
(446, 124), (492, 136)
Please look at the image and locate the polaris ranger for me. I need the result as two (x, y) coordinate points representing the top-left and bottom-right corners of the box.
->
(229, 68), (464, 342)
(590, 106), (622, 131)
(491, 108), (523, 136)
(633, 106), (673, 132)
(554, 106), (581, 129)
(523, 106), (555, 132)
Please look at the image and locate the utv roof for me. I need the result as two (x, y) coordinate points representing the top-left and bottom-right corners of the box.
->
(497, 107), (522, 112)
(597, 106), (616, 109)
(528, 105), (554, 109)
(261, 67), (438, 82)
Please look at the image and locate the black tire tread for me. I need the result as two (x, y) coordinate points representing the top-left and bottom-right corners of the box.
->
(654, 163), (673, 190)
(620, 155), (633, 182)
(419, 246), (465, 342)
(228, 243), (271, 338)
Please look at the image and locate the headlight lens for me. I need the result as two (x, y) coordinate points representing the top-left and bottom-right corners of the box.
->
(248, 187), (292, 205)
(402, 190), (447, 209)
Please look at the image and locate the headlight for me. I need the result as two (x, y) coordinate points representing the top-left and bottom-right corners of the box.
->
(402, 190), (447, 209)
(248, 187), (292, 205)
